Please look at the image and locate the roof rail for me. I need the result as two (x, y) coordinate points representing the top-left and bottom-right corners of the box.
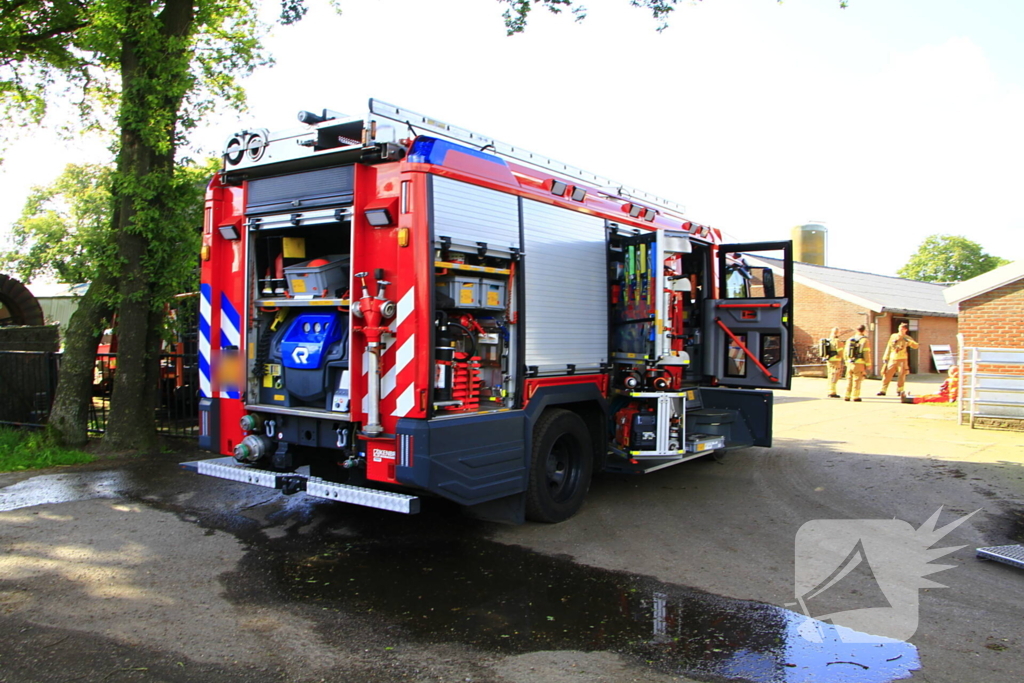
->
(369, 99), (687, 218)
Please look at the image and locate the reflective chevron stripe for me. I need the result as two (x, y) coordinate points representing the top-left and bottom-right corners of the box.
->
(199, 284), (212, 398)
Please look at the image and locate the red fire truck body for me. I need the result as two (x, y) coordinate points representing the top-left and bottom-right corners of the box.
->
(189, 100), (794, 523)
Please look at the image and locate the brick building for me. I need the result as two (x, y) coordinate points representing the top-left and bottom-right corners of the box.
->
(755, 259), (958, 376)
(943, 260), (1024, 376)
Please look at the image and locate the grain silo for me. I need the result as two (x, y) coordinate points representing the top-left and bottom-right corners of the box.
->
(791, 222), (827, 265)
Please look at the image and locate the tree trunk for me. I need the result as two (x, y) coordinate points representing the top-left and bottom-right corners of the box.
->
(104, 233), (157, 450)
(102, 0), (195, 451)
(48, 272), (113, 446)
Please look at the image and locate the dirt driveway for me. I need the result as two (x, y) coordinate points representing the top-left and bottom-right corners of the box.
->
(1, 375), (1022, 683)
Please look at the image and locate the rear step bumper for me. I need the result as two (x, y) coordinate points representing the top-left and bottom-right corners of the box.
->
(181, 457), (420, 514)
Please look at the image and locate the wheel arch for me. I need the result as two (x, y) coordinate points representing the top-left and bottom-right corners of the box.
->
(524, 383), (609, 473)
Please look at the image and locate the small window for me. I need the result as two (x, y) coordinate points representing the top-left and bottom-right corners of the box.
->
(745, 266), (784, 298)
(725, 334), (748, 377)
(761, 334), (782, 368)
(725, 267), (749, 299)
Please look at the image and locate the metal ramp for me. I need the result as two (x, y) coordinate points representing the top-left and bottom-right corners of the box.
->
(181, 457), (420, 514)
(977, 545), (1024, 570)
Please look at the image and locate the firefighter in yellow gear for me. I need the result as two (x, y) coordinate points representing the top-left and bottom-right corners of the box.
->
(844, 324), (872, 402)
(824, 326), (843, 398)
(878, 322), (919, 397)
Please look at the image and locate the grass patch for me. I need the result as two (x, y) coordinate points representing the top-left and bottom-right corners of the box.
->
(0, 427), (94, 472)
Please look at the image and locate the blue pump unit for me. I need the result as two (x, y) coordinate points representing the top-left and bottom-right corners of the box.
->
(280, 313), (344, 369)
(269, 312), (349, 406)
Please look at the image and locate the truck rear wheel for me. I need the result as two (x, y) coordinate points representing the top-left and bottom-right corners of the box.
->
(526, 408), (593, 523)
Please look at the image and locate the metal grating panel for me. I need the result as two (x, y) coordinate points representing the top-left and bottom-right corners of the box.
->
(432, 176), (520, 254)
(196, 457), (279, 488)
(977, 545), (1024, 570)
(306, 477), (420, 514)
(522, 199), (608, 373)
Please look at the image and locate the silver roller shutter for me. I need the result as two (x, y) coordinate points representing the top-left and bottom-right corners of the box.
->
(522, 200), (608, 374)
(432, 176), (520, 256)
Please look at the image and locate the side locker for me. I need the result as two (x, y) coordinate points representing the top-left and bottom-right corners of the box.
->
(429, 175), (522, 414)
(703, 241), (794, 391)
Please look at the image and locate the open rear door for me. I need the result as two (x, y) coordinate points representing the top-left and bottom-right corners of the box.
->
(703, 241), (793, 390)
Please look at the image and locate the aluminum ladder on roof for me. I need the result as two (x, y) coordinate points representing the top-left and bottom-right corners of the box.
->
(368, 99), (687, 219)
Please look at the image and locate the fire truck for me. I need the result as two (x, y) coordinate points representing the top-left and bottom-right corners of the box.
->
(186, 100), (794, 523)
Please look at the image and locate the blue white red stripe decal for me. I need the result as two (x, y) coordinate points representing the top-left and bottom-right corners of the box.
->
(199, 284), (212, 398)
(219, 292), (241, 400)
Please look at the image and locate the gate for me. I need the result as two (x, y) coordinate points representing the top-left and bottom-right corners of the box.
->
(958, 345), (1024, 429)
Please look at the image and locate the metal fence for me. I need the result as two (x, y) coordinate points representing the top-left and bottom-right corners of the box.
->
(0, 350), (199, 438)
(0, 350), (59, 428)
(958, 345), (1024, 429)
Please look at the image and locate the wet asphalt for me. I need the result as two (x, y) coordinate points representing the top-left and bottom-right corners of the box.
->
(1, 375), (1022, 682)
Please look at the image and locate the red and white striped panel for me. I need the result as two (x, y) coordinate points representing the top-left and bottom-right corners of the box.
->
(362, 285), (418, 420)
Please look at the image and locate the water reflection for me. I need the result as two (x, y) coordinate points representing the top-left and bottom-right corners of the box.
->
(0, 472), (126, 512)
(240, 532), (919, 682)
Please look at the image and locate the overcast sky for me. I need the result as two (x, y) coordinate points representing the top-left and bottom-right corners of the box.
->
(2, 0), (1021, 280)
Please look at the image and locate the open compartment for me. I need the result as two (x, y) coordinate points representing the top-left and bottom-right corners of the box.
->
(431, 237), (518, 415)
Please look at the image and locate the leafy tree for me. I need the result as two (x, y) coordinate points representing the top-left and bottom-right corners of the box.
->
(1, 164), (113, 284)
(1, 159), (213, 289)
(0, 0), (91, 133)
(2, 0), (276, 449)
(898, 235), (1010, 283)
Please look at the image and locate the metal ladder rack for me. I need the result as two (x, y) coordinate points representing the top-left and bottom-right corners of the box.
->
(369, 99), (688, 218)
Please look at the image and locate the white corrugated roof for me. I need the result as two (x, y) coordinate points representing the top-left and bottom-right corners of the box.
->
(25, 282), (89, 298)
(943, 261), (1023, 306)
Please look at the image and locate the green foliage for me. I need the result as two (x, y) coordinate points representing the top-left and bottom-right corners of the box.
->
(144, 156), (220, 301)
(0, 427), (94, 472)
(0, 157), (214, 295)
(1, 163), (114, 284)
(897, 234), (1010, 283)
(499, 0), (849, 35)
(1, 0), (271, 153)
(0, 0), (92, 129)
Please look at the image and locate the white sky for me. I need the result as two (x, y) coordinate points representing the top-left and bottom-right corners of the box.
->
(2, 0), (1022, 278)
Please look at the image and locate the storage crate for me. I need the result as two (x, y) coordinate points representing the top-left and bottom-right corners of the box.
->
(285, 255), (348, 299)
(479, 278), (506, 310)
(437, 275), (506, 310)
(437, 275), (481, 308)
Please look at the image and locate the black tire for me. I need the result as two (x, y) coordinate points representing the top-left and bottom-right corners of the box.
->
(0, 274), (44, 326)
(526, 408), (593, 523)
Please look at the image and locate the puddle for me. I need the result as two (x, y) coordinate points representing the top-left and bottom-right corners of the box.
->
(234, 521), (919, 683)
(2, 462), (921, 681)
(0, 471), (128, 512)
